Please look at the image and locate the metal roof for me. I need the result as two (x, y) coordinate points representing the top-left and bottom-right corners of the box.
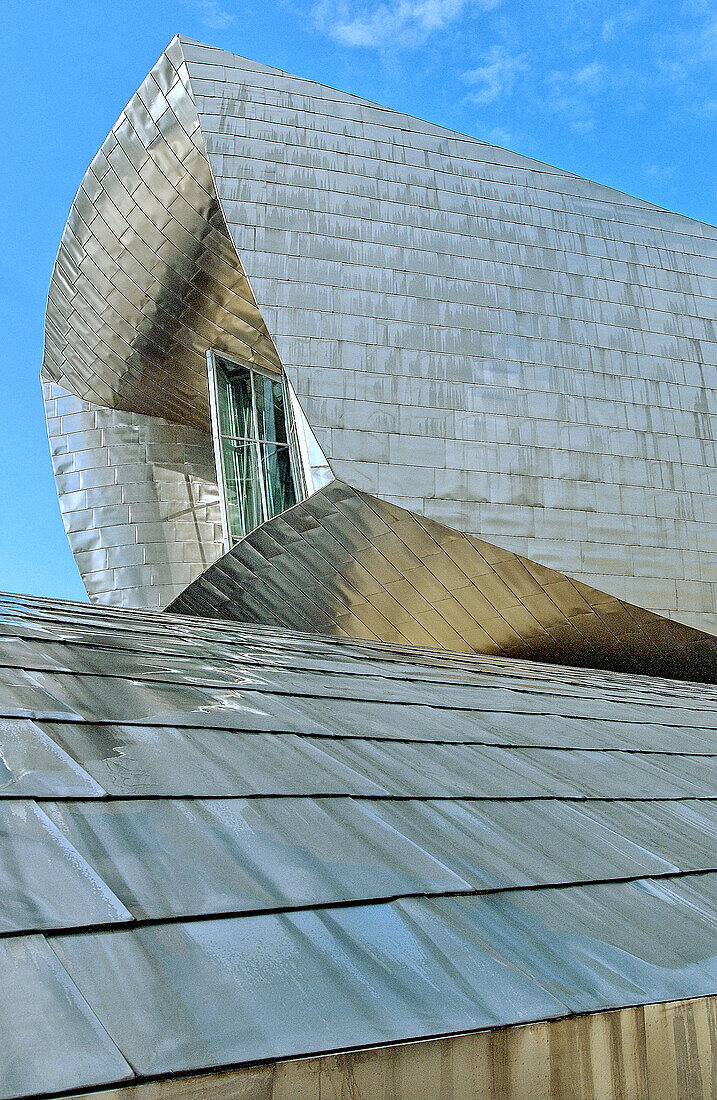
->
(2, 590), (717, 1097)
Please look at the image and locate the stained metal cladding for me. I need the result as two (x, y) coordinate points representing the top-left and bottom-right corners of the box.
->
(4, 591), (717, 1098)
(43, 34), (716, 633)
(184, 38), (717, 635)
(41, 36), (281, 429)
(52, 1000), (717, 1100)
(40, 37), (280, 607)
(169, 480), (717, 683)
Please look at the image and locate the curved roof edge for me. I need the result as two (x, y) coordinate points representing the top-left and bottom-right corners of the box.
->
(41, 35), (281, 432)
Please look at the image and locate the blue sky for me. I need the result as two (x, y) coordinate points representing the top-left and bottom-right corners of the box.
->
(1, 0), (715, 602)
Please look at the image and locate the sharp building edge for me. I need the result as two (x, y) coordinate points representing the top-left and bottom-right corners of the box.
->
(3, 591), (717, 1100)
(43, 34), (717, 635)
(2, 31), (713, 1100)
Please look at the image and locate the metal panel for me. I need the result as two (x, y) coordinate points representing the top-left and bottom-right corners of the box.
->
(578, 799), (717, 870)
(184, 37), (717, 636)
(0, 716), (103, 797)
(2, 592), (717, 1098)
(169, 481), (717, 683)
(21, 673), (330, 730)
(402, 875), (717, 1014)
(45, 876), (717, 1083)
(367, 799), (676, 891)
(0, 934), (131, 1099)
(43, 381), (224, 609)
(0, 666), (82, 718)
(41, 725), (387, 796)
(43, 796), (468, 919)
(0, 801), (130, 933)
(43, 35), (717, 642)
(40, 41), (285, 609)
(49, 903), (564, 1078)
(42, 52), (281, 429)
(56, 997), (717, 1100)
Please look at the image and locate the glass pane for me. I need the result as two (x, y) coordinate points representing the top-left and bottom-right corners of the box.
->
(215, 358), (254, 440)
(260, 443), (297, 516)
(212, 356), (302, 543)
(254, 374), (288, 444)
(220, 439), (264, 539)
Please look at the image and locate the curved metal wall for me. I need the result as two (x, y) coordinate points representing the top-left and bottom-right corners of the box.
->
(41, 35), (282, 432)
(43, 36), (716, 635)
(169, 480), (717, 683)
(180, 38), (717, 635)
(41, 37), (290, 605)
(43, 381), (224, 608)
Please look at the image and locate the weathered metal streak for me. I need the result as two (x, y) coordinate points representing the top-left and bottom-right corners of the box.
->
(169, 480), (717, 683)
(41, 34), (717, 633)
(182, 37), (717, 635)
(63, 996), (717, 1100)
(41, 37), (281, 432)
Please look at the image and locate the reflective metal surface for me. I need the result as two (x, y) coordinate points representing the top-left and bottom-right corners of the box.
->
(43, 380), (224, 609)
(38, 31), (270, 607)
(170, 479), (717, 682)
(0, 934), (131, 1099)
(55, 999), (717, 1100)
(41, 725), (386, 797)
(50, 904), (564, 1077)
(41, 38), (280, 428)
(0, 716), (103, 797)
(43, 797), (468, 919)
(0, 801), (130, 932)
(1, 592), (717, 1097)
(182, 37), (717, 636)
(368, 799), (676, 890)
(24, 34), (717, 1092)
(43, 35), (717, 636)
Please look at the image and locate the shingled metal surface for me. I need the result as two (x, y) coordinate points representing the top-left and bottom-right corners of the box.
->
(169, 480), (717, 684)
(181, 37), (717, 634)
(43, 35), (717, 631)
(2, 590), (717, 1097)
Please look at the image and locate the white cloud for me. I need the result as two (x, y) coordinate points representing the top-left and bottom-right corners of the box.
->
(544, 60), (604, 131)
(570, 118), (594, 134)
(194, 0), (235, 28)
(657, 12), (717, 81)
(550, 61), (604, 96)
(463, 46), (529, 105)
(642, 164), (676, 183)
(313, 0), (501, 49)
(572, 62), (603, 90)
(475, 122), (514, 147)
(602, 6), (641, 43)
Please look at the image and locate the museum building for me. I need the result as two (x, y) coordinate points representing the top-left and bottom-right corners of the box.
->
(1, 33), (717, 1099)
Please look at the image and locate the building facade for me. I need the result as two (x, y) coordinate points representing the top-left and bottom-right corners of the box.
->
(43, 36), (717, 637)
(0, 33), (713, 1100)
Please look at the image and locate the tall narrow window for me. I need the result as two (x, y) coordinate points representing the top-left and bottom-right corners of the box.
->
(209, 355), (299, 543)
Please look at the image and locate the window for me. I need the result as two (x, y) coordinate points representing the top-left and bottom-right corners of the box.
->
(209, 355), (299, 543)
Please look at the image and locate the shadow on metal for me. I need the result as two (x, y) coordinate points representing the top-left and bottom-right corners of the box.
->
(169, 480), (717, 683)
(41, 36), (281, 432)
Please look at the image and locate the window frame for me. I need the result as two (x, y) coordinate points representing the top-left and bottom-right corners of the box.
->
(207, 349), (305, 549)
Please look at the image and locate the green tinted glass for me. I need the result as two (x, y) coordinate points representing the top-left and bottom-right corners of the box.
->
(260, 442), (296, 515)
(254, 374), (288, 443)
(213, 357), (298, 542)
(215, 358), (253, 440)
(220, 439), (263, 539)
